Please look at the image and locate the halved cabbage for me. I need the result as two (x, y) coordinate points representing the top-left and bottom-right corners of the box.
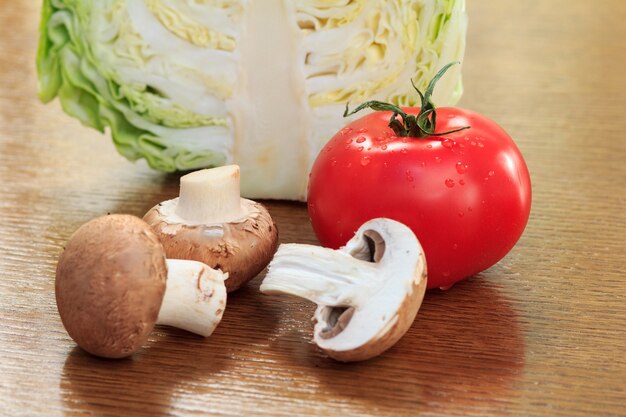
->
(38, 0), (467, 200)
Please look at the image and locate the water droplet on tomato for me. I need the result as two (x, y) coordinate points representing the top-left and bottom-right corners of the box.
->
(426, 144), (433, 149)
(420, 162), (426, 167)
(406, 170), (414, 182)
(340, 127), (353, 136)
(445, 179), (455, 188)
(478, 142), (485, 148)
(435, 157), (442, 163)
(360, 156), (371, 166)
(383, 162), (389, 168)
(401, 148), (408, 154)
(401, 137), (408, 143)
(489, 170), (495, 176)
(459, 179), (466, 186)
(442, 139), (455, 149)
(381, 144), (388, 150)
(357, 146), (364, 152)
(330, 159), (337, 167)
(347, 162), (352, 168)
(458, 211), (465, 218)
(456, 162), (468, 174)
(345, 138), (353, 144)
(356, 136), (366, 143)
(470, 140), (477, 146)
(357, 128), (368, 133)
(324, 146), (333, 153)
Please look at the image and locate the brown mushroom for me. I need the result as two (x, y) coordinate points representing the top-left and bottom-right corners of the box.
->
(55, 214), (227, 359)
(260, 218), (427, 362)
(143, 165), (278, 292)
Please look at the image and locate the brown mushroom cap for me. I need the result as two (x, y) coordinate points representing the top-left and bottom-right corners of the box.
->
(55, 214), (167, 358)
(144, 199), (278, 292)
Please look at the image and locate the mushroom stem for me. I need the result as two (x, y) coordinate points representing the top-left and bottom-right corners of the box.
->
(175, 165), (244, 224)
(260, 244), (379, 307)
(157, 259), (227, 337)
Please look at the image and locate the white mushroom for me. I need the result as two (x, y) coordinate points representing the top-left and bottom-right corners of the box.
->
(144, 165), (278, 292)
(55, 214), (227, 359)
(260, 218), (427, 362)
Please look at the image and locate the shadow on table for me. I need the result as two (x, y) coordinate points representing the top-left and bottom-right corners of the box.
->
(59, 332), (227, 417)
(59, 282), (280, 417)
(297, 277), (526, 412)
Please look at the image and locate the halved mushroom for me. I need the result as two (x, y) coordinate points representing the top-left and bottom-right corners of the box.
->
(55, 214), (227, 359)
(144, 165), (278, 292)
(260, 218), (427, 362)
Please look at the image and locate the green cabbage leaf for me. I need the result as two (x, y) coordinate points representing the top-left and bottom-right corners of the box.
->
(37, 0), (467, 199)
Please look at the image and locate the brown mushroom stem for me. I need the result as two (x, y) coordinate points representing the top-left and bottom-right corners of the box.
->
(260, 245), (378, 307)
(175, 165), (246, 224)
(157, 260), (227, 337)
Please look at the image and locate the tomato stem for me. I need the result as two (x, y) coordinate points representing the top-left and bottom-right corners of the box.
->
(343, 62), (470, 138)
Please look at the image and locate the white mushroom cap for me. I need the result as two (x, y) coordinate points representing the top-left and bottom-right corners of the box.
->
(260, 218), (427, 362)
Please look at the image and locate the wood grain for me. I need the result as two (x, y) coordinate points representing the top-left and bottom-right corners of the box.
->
(1, 1), (625, 416)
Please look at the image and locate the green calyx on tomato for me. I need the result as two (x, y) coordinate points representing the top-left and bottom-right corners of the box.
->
(343, 62), (470, 138)
(308, 63), (532, 290)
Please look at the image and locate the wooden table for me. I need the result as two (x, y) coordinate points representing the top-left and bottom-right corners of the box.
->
(1, 1), (625, 416)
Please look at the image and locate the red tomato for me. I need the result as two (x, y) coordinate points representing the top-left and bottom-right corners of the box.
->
(307, 107), (531, 289)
